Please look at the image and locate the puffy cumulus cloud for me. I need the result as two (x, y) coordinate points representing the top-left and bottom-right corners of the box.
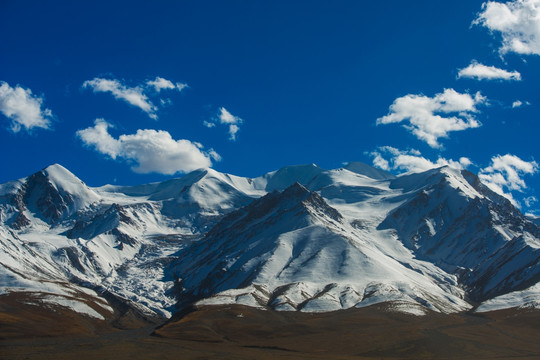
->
(146, 77), (188, 93)
(82, 76), (188, 120)
(457, 61), (521, 80)
(368, 146), (472, 174)
(475, 0), (540, 55)
(76, 119), (219, 175)
(0, 81), (53, 133)
(205, 107), (244, 141)
(75, 118), (120, 158)
(479, 154), (538, 206)
(377, 89), (485, 148)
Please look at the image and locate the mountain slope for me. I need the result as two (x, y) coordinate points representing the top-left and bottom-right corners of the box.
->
(0, 162), (539, 319)
(378, 167), (540, 302)
(171, 183), (469, 313)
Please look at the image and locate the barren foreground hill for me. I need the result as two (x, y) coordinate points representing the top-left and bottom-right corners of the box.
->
(2, 294), (539, 360)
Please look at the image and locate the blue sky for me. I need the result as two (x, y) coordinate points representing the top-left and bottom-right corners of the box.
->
(1, 0), (539, 214)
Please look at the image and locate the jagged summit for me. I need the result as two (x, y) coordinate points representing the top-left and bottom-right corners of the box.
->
(1, 163), (99, 226)
(205, 181), (343, 239)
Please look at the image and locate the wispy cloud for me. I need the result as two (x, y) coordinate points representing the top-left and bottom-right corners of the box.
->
(204, 107), (244, 141)
(146, 76), (188, 93)
(377, 89), (485, 148)
(203, 120), (216, 128)
(0, 81), (53, 133)
(479, 154), (538, 206)
(82, 76), (188, 120)
(475, 0), (540, 56)
(457, 61), (521, 81)
(77, 119), (219, 174)
(83, 78), (157, 119)
(524, 195), (538, 208)
(512, 100), (530, 108)
(369, 146), (472, 174)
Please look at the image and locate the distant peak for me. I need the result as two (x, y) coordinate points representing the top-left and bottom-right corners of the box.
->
(29, 164), (96, 198)
(277, 163), (322, 172)
(262, 163), (325, 192)
(43, 163), (66, 170)
(39, 163), (80, 181)
(282, 181), (310, 196)
(41, 163), (70, 174)
(343, 162), (395, 180)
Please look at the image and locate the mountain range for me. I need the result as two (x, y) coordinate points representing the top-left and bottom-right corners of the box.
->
(1, 162), (539, 321)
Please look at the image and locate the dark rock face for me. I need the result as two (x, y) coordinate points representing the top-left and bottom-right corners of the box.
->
(10, 212), (30, 229)
(21, 171), (74, 224)
(168, 182), (348, 309)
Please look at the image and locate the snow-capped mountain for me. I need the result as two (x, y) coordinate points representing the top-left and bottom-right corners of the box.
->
(0, 162), (539, 319)
(170, 182), (468, 313)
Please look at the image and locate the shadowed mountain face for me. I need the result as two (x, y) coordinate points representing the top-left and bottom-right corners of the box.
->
(0, 162), (539, 321)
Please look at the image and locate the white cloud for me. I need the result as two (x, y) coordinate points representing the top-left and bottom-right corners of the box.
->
(203, 120), (216, 128)
(75, 119), (120, 158)
(205, 107), (244, 141)
(146, 77), (188, 93)
(218, 107), (242, 124)
(524, 195), (538, 208)
(83, 76), (188, 120)
(479, 154), (538, 205)
(369, 146), (472, 174)
(219, 107), (243, 141)
(377, 89), (485, 148)
(207, 149), (222, 162)
(475, 0), (540, 56)
(512, 100), (530, 108)
(175, 83), (189, 92)
(228, 124), (240, 140)
(0, 81), (53, 133)
(83, 78), (157, 119)
(457, 61), (521, 80)
(77, 119), (219, 174)
(371, 152), (390, 171)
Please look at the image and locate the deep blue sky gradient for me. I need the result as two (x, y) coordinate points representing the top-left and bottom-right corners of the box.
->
(1, 1), (538, 212)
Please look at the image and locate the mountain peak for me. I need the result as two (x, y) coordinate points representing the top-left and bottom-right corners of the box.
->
(42, 163), (69, 172)
(343, 162), (395, 180)
(281, 181), (309, 196)
(19, 163), (100, 224)
(40, 163), (81, 184)
(260, 163), (324, 191)
(206, 181), (343, 241)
